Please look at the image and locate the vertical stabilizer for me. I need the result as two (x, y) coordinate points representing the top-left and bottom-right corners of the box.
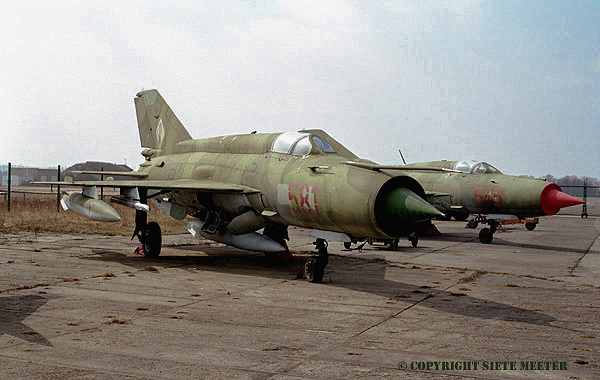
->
(135, 89), (192, 154)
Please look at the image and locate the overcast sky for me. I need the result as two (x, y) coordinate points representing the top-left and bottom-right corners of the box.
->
(2, 1), (599, 178)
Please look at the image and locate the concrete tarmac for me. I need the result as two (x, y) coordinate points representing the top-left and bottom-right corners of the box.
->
(0, 215), (598, 379)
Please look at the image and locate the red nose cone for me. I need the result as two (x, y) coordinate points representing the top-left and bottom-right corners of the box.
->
(540, 184), (585, 215)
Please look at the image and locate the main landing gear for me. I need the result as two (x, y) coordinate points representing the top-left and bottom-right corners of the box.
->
(133, 216), (162, 258)
(364, 232), (419, 251)
(139, 221), (162, 258)
(132, 189), (162, 258)
(465, 215), (497, 244)
(386, 233), (419, 249)
(305, 238), (329, 283)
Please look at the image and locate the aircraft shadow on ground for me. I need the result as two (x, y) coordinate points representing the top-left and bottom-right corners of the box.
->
(423, 229), (594, 255)
(85, 245), (556, 327)
(328, 255), (556, 327)
(486, 237), (594, 255)
(0, 295), (52, 346)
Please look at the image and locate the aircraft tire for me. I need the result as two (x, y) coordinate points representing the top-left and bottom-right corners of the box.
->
(410, 236), (418, 248)
(344, 242), (351, 249)
(389, 239), (399, 251)
(478, 228), (493, 244)
(408, 233), (418, 248)
(467, 220), (479, 229)
(142, 222), (162, 258)
(305, 257), (324, 283)
(525, 222), (537, 231)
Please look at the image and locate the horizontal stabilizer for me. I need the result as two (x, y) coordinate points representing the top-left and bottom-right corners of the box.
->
(345, 161), (461, 173)
(71, 170), (148, 178)
(33, 179), (259, 194)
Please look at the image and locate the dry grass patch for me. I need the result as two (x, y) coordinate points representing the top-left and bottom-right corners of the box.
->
(139, 266), (158, 272)
(0, 197), (187, 236)
(459, 270), (487, 283)
(104, 318), (131, 325)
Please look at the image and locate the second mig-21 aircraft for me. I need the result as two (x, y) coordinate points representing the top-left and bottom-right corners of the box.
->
(37, 89), (443, 283)
(387, 160), (585, 244)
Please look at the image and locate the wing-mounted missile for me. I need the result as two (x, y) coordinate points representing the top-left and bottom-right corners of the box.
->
(61, 186), (121, 222)
(152, 197), (187, 220)
(226, 210), (267, 235)
(187, 219), (285, 253)
(110, 187), (150, 212)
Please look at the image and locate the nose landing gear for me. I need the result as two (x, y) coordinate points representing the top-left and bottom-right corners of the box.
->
(478, 220), (497, 244)
(305, 238), (329, 283)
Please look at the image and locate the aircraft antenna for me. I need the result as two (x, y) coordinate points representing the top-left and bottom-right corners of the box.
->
(398, 149), (407, 165)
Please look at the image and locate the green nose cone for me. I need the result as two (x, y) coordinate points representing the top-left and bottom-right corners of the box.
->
(381, 188), (443, 224)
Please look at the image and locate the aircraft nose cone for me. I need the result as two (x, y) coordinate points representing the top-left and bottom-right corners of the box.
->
(380, 187), (444, 224)
(540, 184), (584, 215)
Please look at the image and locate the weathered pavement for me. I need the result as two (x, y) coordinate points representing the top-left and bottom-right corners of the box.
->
(0, 215), (598, 379)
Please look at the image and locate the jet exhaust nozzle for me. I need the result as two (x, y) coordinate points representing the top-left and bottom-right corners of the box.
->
(380, 187), (444, 223)
(61, 192), (121, 222)
(374, 178), (443, 236)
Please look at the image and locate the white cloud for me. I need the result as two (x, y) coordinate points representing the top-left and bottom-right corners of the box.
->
(276, 0), (360, 26)
(0, 1), (597, 178)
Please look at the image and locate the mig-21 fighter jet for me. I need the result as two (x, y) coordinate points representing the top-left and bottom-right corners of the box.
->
(393, 160), (584, 243)
(37, 89), (443, 282)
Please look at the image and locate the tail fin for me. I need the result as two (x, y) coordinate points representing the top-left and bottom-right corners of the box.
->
(134, 89), (192, 154)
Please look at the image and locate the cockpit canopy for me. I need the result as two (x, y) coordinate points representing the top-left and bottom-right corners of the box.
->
(454, 160), (502, 174)
(271, 132), (336, 156)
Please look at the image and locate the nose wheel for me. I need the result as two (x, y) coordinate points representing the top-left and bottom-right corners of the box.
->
(305, 238), (328, 283)
(478, 220), (497, 244)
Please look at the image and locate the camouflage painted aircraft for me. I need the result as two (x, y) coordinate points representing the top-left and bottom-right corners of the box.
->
(38, 89), (443, 283)
(391, 160), (584, 243)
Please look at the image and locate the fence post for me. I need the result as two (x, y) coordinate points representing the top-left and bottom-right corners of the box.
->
(581, 179), (588, 218)
(7, 162), (11, 212)
(57, 165), (61, 212)
(101, 167), (104, 200)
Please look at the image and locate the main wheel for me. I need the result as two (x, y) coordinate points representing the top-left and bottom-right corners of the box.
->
(142, 221), (162, 258)
(408, 233), (418, 248)
(478, 228), (493, 244)
(305, 257), (324, 283)
(525, 222), (536, 231)
(411, 236), (418, 248)
(343, 241), (351, 249)
(389, 239), (399, 251)
(467, 219), (479, 229)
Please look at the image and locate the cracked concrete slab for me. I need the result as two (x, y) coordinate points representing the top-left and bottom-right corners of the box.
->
(0, 215), (598, 379)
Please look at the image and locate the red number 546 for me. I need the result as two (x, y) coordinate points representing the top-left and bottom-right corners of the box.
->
(474, 186), (503, 207)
